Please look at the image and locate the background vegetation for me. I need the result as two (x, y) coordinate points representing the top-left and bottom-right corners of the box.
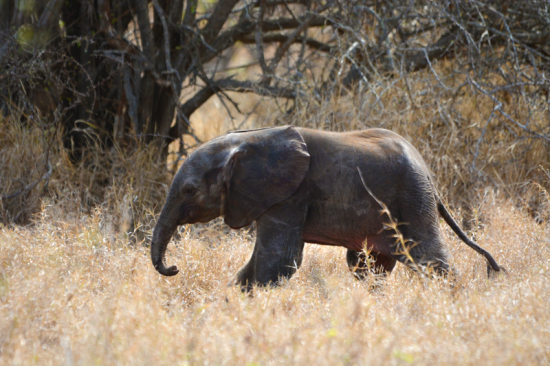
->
(1, 0), (549, 364)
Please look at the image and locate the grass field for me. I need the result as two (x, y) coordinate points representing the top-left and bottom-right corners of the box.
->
(2, 1), (550, 364)
(1, 52), (550, 365)
(1, 191), (549, 365)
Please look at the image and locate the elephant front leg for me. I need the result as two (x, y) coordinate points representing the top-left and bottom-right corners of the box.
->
(346, 250), (397, 281)
(233, 247), (257, 292)
(253, 238), (304, 286)
(244, 200), (307, 287)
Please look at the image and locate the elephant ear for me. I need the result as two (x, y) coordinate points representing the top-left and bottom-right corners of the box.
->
(223, 126), (310, 229)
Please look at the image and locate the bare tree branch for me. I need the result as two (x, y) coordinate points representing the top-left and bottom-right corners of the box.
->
(202, 0), (241, 44)
(255, 0), (269, 76)
(183, 0), (197, 27)
(38, 0), (64, 29)
(152, 0), (177, 79)
(135, 0), (156, 136)
(1, 162), (52, 201)
(204, 14), (331, 62)
(240, 33), (333, 53)
(401, 28), (459, 72)
(262, 9), (321, 85)
(135, 0), (155, 64)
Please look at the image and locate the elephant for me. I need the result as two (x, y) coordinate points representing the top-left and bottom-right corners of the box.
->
(150, 126), (504, 289)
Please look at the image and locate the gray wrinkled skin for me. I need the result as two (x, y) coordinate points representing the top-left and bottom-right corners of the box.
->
(151, 126), (504, 289)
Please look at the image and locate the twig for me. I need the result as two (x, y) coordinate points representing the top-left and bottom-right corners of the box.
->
(471, 106), (498, 172)
(356, 167), (420, 272)
(1, 162), (53, 201)
(236, 99), (262, 130)
(470, 78), (550, 142)
(262, 6), (330, 86)
(152, 0), (180, 82)
(255, 0), (269, 76)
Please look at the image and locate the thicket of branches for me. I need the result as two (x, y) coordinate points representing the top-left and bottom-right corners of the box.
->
(1, 0), (550, 224)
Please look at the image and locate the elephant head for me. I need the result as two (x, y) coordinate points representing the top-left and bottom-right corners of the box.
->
(151, 126), (310, 276)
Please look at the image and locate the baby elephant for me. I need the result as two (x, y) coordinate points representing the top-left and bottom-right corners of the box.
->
(151, 126), (504, 289)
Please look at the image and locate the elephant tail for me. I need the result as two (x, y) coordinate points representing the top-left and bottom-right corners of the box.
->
(437, 200), (506, 275)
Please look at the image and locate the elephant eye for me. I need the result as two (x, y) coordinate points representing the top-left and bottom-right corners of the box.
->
(182, 187), (196, 196)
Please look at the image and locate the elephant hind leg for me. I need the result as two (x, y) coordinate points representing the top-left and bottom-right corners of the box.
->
(390, 184), (456, 278)
(391, 250), (459, 287)
(387, 230), (457, 279)
(346, 250), (396, 281)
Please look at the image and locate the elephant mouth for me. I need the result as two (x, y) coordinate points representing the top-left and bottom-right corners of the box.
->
(181, 201), (223, 225)
(178, 204), (201, 225)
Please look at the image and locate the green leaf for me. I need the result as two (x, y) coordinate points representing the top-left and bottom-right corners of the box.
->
(16, 25), (34, 46)
(393, 350), (414, 364)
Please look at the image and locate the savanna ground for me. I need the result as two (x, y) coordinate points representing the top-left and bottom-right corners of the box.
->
(2, 62), (550, 365)
(1, 181), (549, 365)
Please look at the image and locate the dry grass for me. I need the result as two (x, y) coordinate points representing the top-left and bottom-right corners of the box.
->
(0, 113), (171, 243)
(1, 190), (549, 365)
(2, 43), (550, 365)
(0, 116), (55, 225)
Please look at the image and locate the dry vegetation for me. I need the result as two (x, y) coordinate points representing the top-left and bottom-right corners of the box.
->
(1, 183), (549, 365)
(2, 84), (550, 364)
(2, 1), (550, 362)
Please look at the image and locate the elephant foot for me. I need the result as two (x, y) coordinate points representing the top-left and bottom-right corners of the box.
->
(346, 250), (396, 282)
(229, 278), (253, 293)
(229, 270), (254, 293)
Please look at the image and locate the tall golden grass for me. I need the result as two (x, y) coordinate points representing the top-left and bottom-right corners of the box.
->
(0, 111), (171, 242)
(1, 60), (550, 364)
(0, 190), (549, 365)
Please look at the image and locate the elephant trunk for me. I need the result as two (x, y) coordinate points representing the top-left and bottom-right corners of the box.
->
(151, 216), (180, 276)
